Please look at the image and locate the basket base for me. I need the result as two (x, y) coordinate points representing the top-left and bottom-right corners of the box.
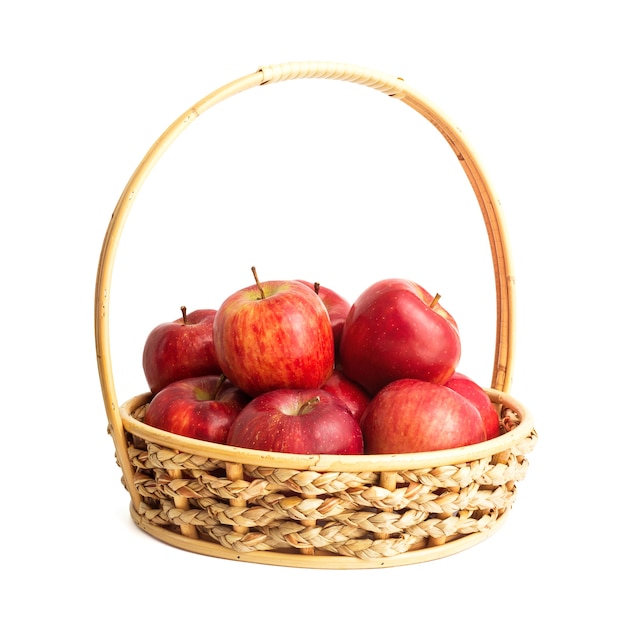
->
(129, 504), (508, 569)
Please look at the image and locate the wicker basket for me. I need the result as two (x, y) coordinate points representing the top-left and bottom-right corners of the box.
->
(95, 61), (537, 569)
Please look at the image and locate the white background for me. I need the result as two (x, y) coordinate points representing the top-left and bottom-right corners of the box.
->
(2, 2), (623, 623)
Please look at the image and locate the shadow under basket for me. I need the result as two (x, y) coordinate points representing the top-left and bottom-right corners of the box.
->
(95, 61), (538, 568)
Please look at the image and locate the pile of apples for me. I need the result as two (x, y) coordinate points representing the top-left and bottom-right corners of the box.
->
(141, 267), (501, 455)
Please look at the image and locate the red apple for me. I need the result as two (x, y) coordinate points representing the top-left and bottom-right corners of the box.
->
(226, 388), (364, 454)
(339, 279), (461, 395)
(296, 280), (351, 355)
(445, 372), (501, 440)
(321, 369), (371, 424)
(213, 268), (335, 397)
(144, 374), (250, 444)
(360, 378), (486, 454)
(142, 307), (221, 395)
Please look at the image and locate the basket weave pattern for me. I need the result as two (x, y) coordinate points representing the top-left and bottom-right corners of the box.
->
(118, 399), (536, 562)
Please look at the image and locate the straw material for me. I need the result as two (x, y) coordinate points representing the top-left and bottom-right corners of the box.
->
(117, 390), (535, 568)
(95, 61), (537, 568)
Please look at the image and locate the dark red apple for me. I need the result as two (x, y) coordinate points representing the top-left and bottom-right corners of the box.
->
(226, 388), (364, 455)
(213, 268), (335, 397)
(360, 378), (486, 454)
(445, 372), (501, 440)
(296, 280), (351, 355)
(339, 279), (461, 395)
(321, 369), (371, 424)
(144, 374), (250, 444)
(142, 306), (220, 394)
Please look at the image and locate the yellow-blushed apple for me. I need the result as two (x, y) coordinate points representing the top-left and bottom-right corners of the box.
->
(213, 268), (335, 398)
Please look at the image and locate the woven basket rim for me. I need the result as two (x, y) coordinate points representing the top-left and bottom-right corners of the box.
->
(121, 387), (533, 472)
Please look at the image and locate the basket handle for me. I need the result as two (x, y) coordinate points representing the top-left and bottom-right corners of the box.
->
(95, 61), (515, 494)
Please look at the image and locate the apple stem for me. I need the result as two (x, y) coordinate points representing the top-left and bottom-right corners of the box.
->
(214, 373), (226, 397)
(251, 266), (265, 299)
(430, 293), (442, 308)
(180, 305), (188, 324)
(313, 282), (321, 295)
(299, 396), (321, 415)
